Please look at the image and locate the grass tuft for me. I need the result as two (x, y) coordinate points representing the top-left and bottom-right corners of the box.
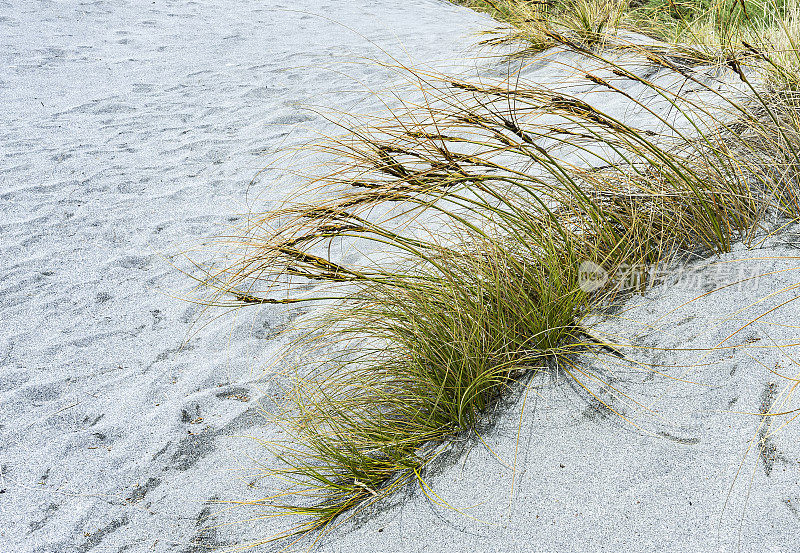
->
(187, 1), (800, 545)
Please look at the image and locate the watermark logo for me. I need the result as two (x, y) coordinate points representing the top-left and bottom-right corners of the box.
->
(579, 260), (608, 292)
(578, 258), (766, 294)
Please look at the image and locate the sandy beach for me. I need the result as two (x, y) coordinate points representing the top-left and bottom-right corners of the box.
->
(0, 1), (489, 550)
(2, 1), (800, 552)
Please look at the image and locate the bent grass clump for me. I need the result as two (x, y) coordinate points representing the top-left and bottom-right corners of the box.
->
(461, 0), (800, 70)
(191, 3), (800, 547)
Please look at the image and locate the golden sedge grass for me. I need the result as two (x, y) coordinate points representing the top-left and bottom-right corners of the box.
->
(460, 0), (800, 69)
(185, 6), (800, 547)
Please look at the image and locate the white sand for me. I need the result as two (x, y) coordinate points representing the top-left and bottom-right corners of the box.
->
(2, 1), (799, 552)
(0, 1), (491, 551)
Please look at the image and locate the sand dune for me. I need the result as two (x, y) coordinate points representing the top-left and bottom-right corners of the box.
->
(3, 1), (800, 552)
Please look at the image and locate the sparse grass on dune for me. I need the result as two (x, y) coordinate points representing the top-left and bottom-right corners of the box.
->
(458, 0), (800, 68)
(187, 2), (800, 547)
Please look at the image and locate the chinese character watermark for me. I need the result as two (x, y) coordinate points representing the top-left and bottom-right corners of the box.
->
(578, 259), (765, 293)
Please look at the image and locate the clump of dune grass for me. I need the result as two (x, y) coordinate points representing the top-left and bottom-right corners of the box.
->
(632, 0), (791, 45)
(190, 13), (800, 546)
(461, 0), (799, 68)
(458, 0), (631, 55)
(256, 234), (597, 534)
(744, 0), (800, 89)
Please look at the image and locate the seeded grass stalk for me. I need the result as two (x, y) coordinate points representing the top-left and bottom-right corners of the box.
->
(192, 33), (800, 544)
